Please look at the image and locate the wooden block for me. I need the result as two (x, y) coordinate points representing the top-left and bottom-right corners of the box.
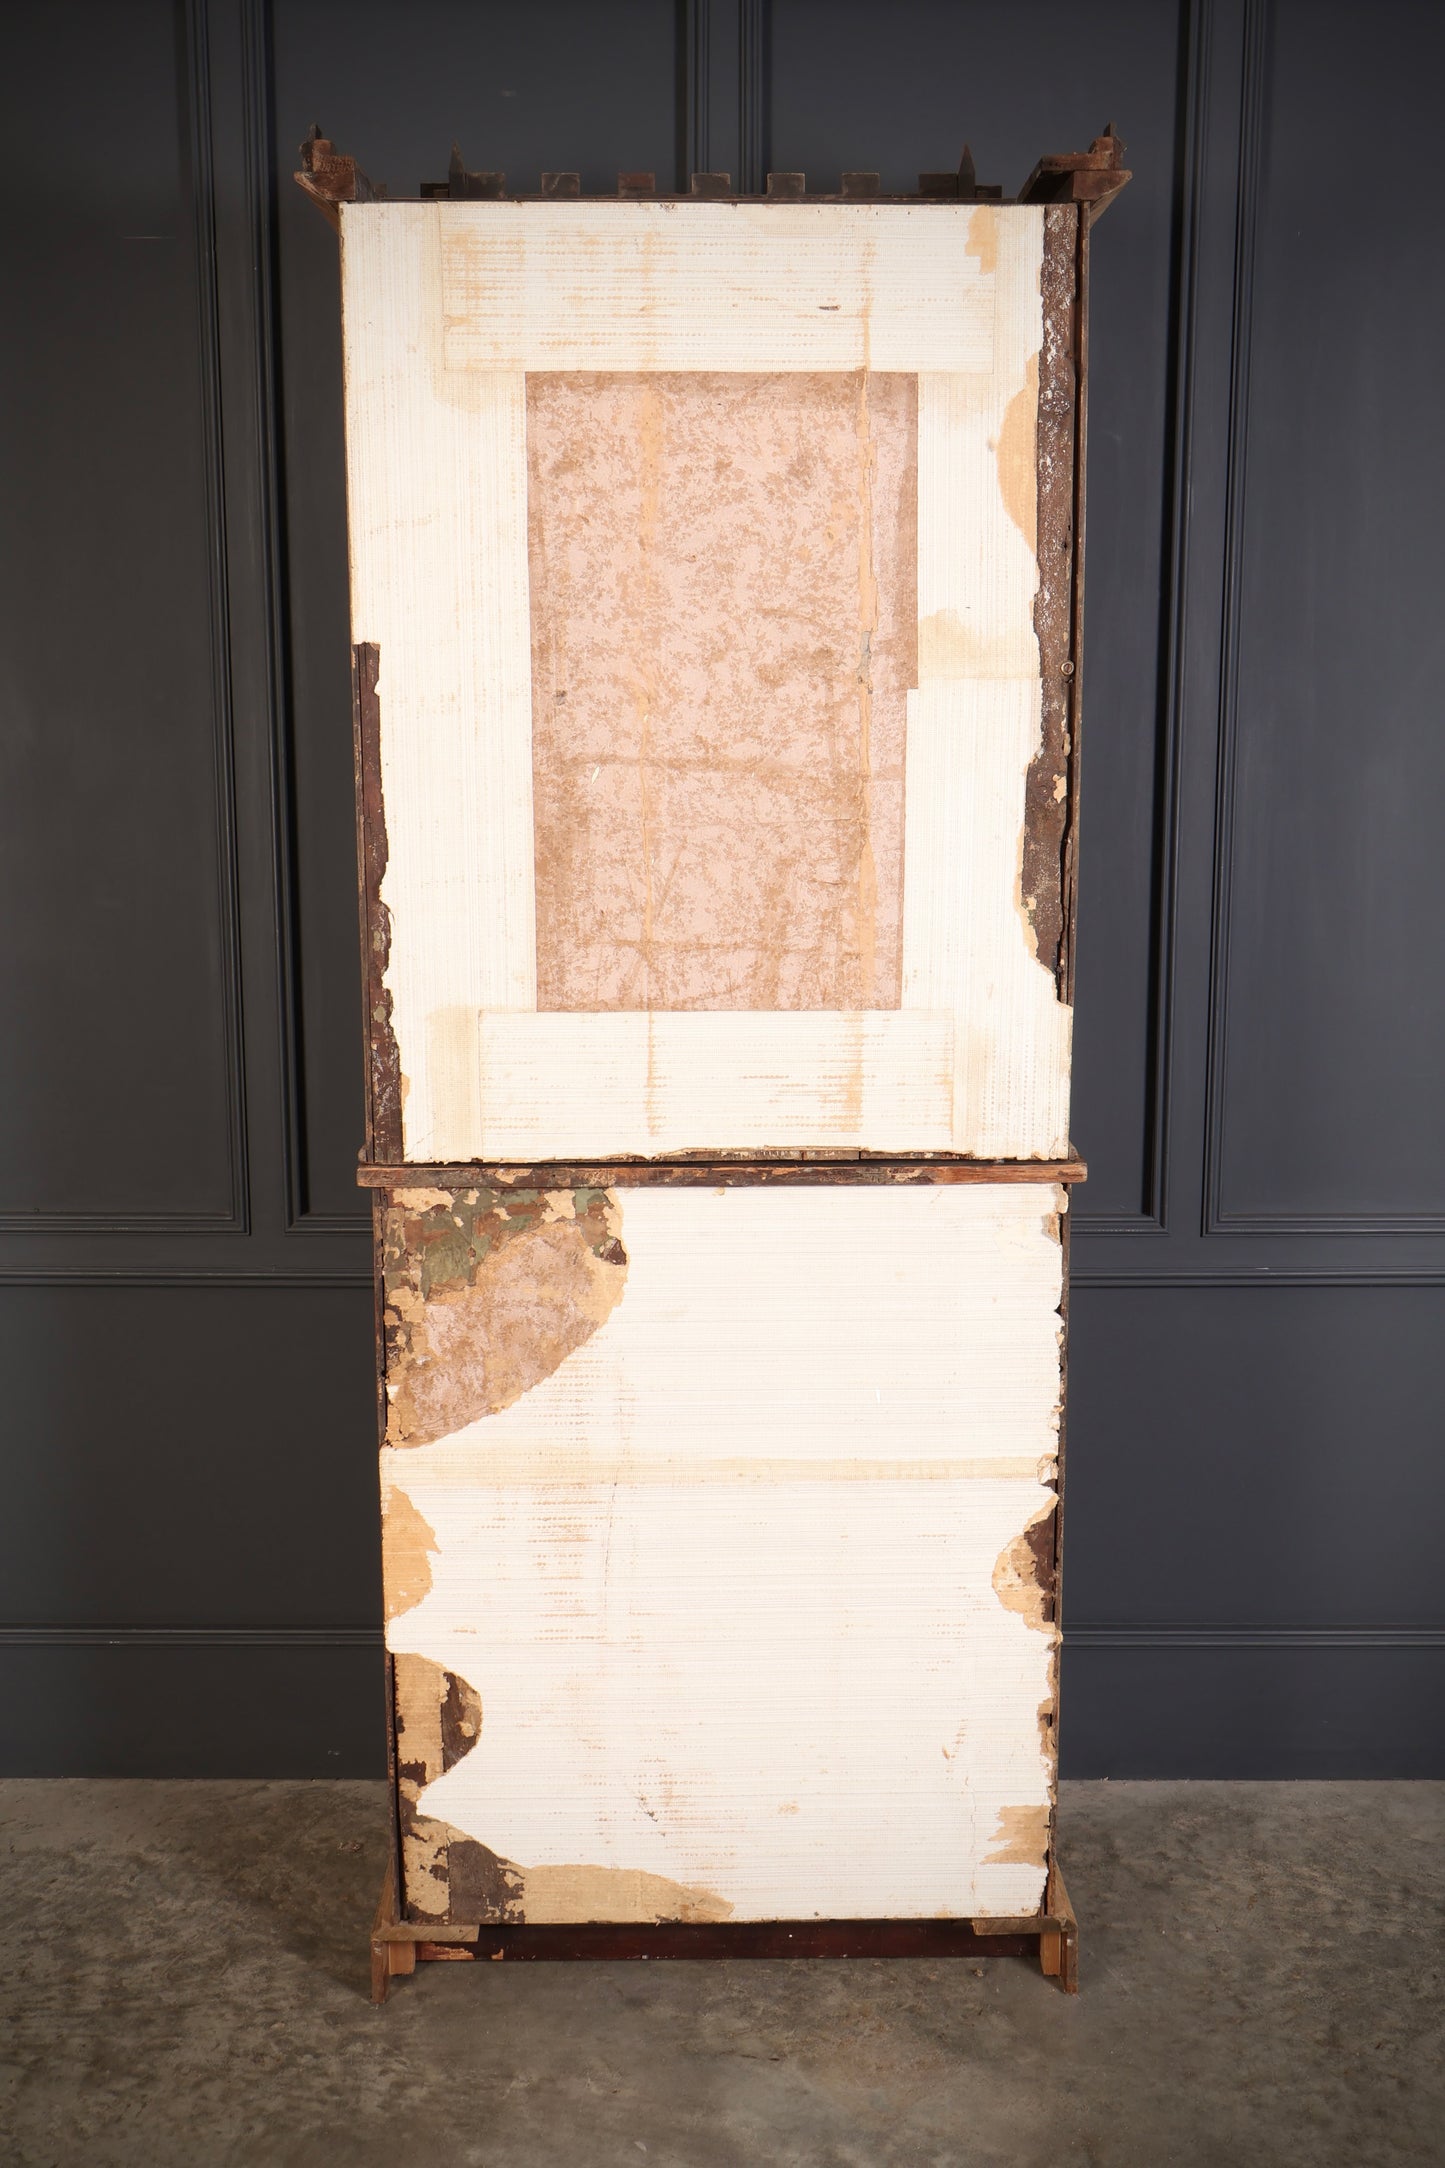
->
(370, 1857), (400, 2005)
(447, 146), (505, 200)
(1045, 1860), (1080, 1993)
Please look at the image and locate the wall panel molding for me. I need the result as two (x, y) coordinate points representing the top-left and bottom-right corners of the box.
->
(0, 0), (251, 1239)
(1063, 1633), (1445, 1779)
(1071, 0), (1202, 1240)
(685, 0), (710, 177)
(1073, 1265), (1445, 1287)
(1199, 0), (1445, 1242)
(0, 1624), (379, 1649)
(243, 0), (367, 1235)
(1068, 1624), (1445, 1649)
(683, 0), (767, 193)
(738, 0), (766, 194)
(184, 0), (252, 1239)
(0, 1268), (370, 1289)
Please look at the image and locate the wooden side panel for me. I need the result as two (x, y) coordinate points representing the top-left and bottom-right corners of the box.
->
(456, 1009), (954, 1158)
(381, 1182), (1064, 1925)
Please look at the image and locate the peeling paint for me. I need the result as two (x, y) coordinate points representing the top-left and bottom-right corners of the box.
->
(351, 644), (404, 1159)
(992, 1495), (1058, 1630)
(445, 1841), (526, 1922)
(383, 1187), (628, 1447)
(393, 1651), (500, 1922)
(393, 1652), (534, 1926)
(381, 1479), (438, 1621)
(984, 1802), (1051, 1869)
(392, 1185), (455, 1212)
(393, 1648), (733, 1925)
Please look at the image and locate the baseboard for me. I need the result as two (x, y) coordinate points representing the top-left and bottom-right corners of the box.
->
(1060, 1629), (1445, 1778)
(2, 1626), (1441, 1779)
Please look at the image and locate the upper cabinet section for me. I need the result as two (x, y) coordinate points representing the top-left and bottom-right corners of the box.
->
(339, 199), (1083, 1162)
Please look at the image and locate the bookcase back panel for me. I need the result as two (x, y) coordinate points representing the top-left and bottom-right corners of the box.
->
(341, 201), (1074, 1161)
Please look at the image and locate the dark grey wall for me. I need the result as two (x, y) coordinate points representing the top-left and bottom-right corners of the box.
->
(2, 0), (1440, 1777)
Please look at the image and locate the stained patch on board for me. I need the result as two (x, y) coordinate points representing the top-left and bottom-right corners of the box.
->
(515, 1865), (733, 1925)
(393, 1651), (517, 1923)
(983, 1802), (1051, 1869)
(394, 1651), (732, 1925)
(382, 1188), (627, 1447)
(381, 1478), (438, 1621)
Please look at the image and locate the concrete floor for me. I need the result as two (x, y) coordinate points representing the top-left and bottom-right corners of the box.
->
(1, 1782), (1441, 2166)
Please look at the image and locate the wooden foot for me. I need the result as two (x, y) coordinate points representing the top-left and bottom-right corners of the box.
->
(1040, 1861), (1079, 1993)
(370, 1858), (400, 2005)
(370, 1860), (481, 2001)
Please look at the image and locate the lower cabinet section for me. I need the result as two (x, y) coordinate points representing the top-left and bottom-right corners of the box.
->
(376, 1178), (1067, 1927)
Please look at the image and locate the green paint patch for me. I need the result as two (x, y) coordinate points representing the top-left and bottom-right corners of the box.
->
(387, 1186), (624, 1309)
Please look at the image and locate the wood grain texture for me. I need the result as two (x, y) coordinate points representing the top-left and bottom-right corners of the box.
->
(437, 201), (997, 373)
(906, 205), (1072, 1157)
(339, 204), (536, 1163)
(383, 1183), (1064, 1923)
